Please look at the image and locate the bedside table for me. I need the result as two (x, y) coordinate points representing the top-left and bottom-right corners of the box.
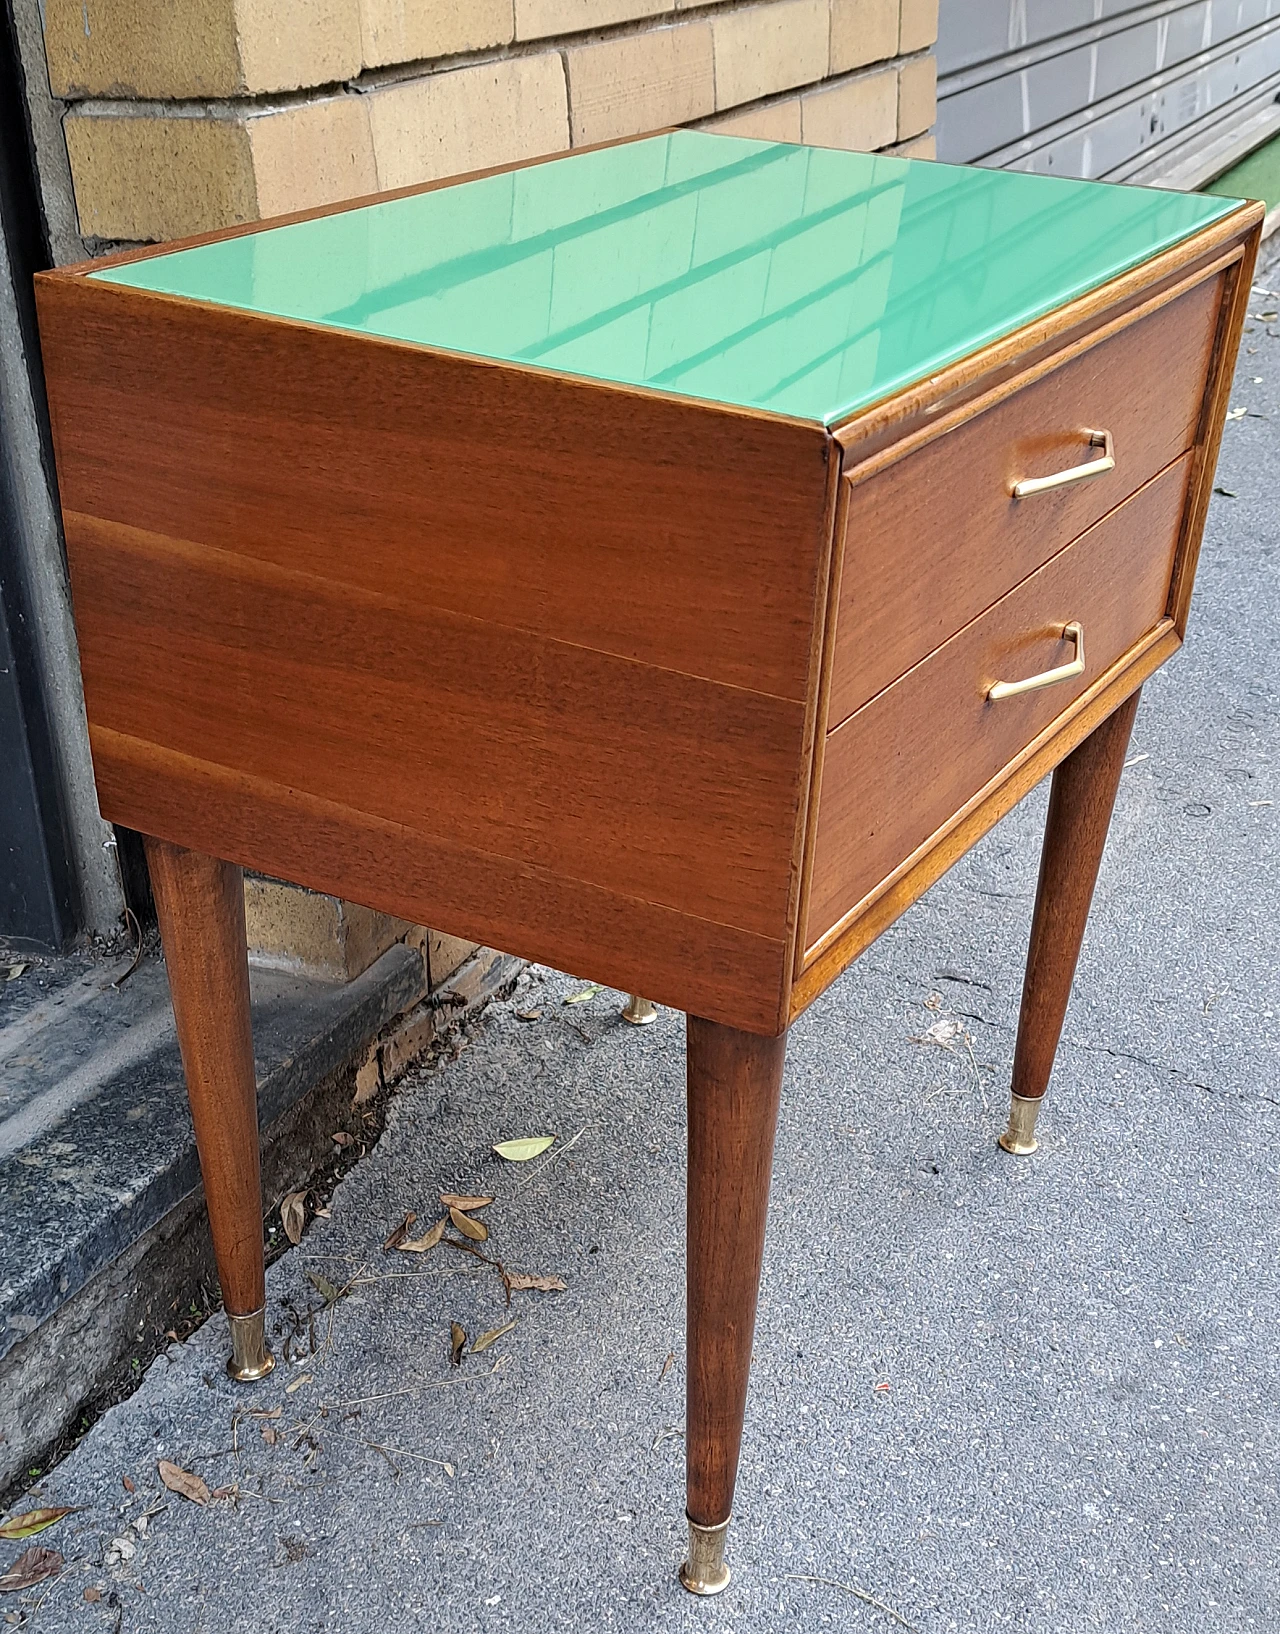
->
(34, 132), (1261, 1593)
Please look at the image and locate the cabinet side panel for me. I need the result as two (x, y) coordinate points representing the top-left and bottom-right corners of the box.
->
(36, 279), (833, 1033)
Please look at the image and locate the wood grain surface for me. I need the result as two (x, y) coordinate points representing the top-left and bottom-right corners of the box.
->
(828, 274), (1221, 726)
(806, 454), (1192, 950)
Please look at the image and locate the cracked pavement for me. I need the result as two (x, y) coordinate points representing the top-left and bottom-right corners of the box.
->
(4, 275), (1277, 1632)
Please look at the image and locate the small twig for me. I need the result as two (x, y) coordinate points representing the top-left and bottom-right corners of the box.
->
(657, 1351), (675, 1384)
(510, 1125), (587, 1192)
(786, 1573), (921, 1632)
(319, 1358), (506, 1410)
(111, 906), (144, 989)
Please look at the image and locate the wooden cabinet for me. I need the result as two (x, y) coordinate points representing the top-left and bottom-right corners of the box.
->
(34, 131), (1262, 1595)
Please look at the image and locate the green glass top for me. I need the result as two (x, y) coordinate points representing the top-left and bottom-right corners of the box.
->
(92, 131), (1237, 427)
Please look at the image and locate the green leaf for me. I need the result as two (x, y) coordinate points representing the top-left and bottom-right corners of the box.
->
(492, 1136), (556, 1162)
(562, 985), (600, 1005)
(0, 1508), (79, 1541)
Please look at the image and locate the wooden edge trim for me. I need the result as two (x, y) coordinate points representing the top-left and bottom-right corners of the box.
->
(830, 203), (1264, 457)
(779, 435), (844, 1016)
(837, 241), (1249, 492)
(1168, 218), (1263, 634)
(32, 271), (825, 439)
(788, 620), (1181, 1021)
(789, 467), (852, 983)
(44, 130), (673, 279)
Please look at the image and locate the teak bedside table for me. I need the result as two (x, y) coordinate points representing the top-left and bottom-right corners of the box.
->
(35, 133), (1260, 1593)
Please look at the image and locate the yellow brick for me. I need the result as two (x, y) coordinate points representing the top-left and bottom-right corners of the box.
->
(369, 53), (568, 190)
(360, 0), (513, 70)
(249, 95), (378, 218)
(516, 0), (668, 38)
(44, 0), (361, 98)
(897, 52), (936, 140)
(830, 0), (900, 74)
(800, 64), (898, 152)
(566, 21), (714, 146)
(899, 0), (938, 53)
(701, 97), (803, 144)
(892, 131), (936, 159)
(65, 93), (376, 242)
(65, 110), (256, 240)
(712, 0), (829, 111)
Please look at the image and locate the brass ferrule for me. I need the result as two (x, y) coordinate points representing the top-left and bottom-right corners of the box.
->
(679, 1515), (732, 1596)
(226, 1307), (275, 1382)
(621, 994), (658, 1027)
(998, 1092), (1043, 1155)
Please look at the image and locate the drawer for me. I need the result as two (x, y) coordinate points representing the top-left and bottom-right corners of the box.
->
(827, 273), (1222, 728)
(805, 453), (1192, 954)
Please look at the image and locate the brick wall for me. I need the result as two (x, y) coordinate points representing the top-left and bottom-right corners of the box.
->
(42, 0), (937, 245)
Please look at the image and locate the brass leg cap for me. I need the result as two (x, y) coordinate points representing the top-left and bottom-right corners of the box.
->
(621, 994), (658, 1027)
(998, 1092), (1043, 1156)
(679, 1516), (731, 1596)
(226, 1307), (275, 1382)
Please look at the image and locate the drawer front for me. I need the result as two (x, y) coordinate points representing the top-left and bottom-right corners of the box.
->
(806, 454), (1192, 954)
(827, 274), (1222, 728)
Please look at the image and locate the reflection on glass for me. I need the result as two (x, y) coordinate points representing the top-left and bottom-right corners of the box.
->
(94, 131), (1236, 426)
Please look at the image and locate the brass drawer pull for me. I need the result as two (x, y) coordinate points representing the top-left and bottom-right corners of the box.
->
(1012, 429), (1115, 498)
(987, 621), (1085, 701)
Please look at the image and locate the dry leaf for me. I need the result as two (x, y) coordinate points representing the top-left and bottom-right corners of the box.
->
(493, 1136), (555, 1162)
(398, 1217), (447, 1255)
(470, 1319), (516, 1354)
(449, 1322), (467, 1366)
(157, 1461), (209, 1505)
(2, 962), (30, 982)
(121, 1476), (136, 1494)
(285, 1372), (313, 1394)
(280, 1190), (307, 1246)
(563, 985), (599, 1005)
(505, 1273), (567, 1293)
(383, 1211), (417, 1251)
(261, 1425), (280, 1446)
(0, 1547), (62, 1592)
(515, 1009), (542, 1022)
(912, 1015), (966, 1050)
(314, 1206), (332, 1219)
(0, 1508), (80, 1541)
(84, 1587), (102, 1603)
(449, 1206), (489, 1242)
(331, 1130), (355, 1148)
(306, 1270), (345, 1306)
(439, 1194), (493, 1212)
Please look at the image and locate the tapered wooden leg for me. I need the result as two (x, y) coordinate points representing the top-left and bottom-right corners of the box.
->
(683, 1016), (787, 1594)
(1001, 688), (1142, 1154)
(143, 836), (273, 1380)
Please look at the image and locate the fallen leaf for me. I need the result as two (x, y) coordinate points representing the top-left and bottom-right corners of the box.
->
(332, 1129), (355, 1147)
(121, 1476), (135, 1494)
(1256, 309), (1278, 320)
(505, 1273), (567, 1293)
(0, 1508), (80, 1541)
(306, 1270), (346, 1306)
(1214, 485), (1237, 498)
(84, 1587), (102, 1603)
(314, 1206), (332, 1219)
(515, 1009), (542, 1022)
(439, 1193), (493, 1212)
(208, 1486), (237, 1501)
(157, 1461), (209, 1505)
(2, 962), (29, 982)
(493, 1136), (556, 1162)
(450, 1322), (467, 1366)
(261, 1425), (279, 1446)
(1226, 406), (1248, 420)
(285, 1372), (312, 1394)
(104, 1535), (135, 1567)
(383, 1211), (417, 1251)
(470, 1319), (516, 1354)
(562, 984), (600, 1005)
(0, 1547), (62, 1592)
(923, 991), (943, 1011)
(449, 1206), (490, 1242)
(280, 1190), (307, 1246)
(911, 1015), (966, 1050)
(398, 1217), (447, 1255)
